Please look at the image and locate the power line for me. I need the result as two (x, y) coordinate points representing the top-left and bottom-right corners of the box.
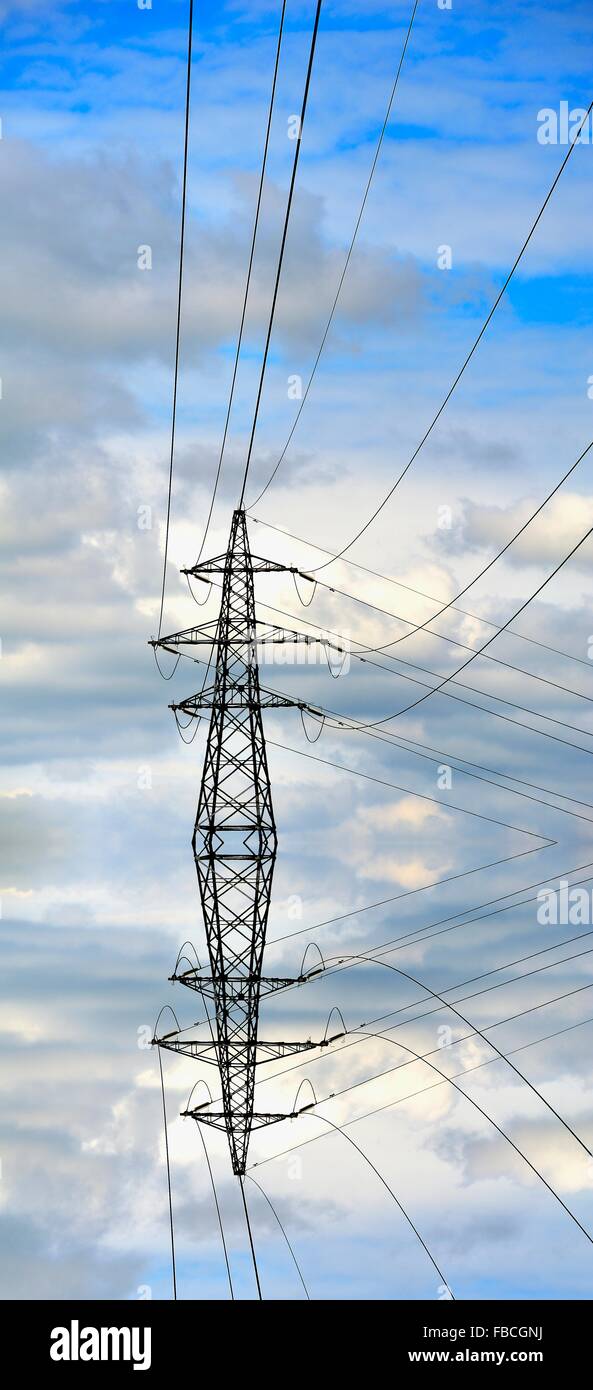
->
(248, 0), (420, 509)
(172, 614), (593, 816)
(249, 513), (593, 671)
(340, 954), (592, 1159)
(268, 733), (589, 832)
(266, 854), (590, 954)
(257, 1022), (593, 1256)
(246, 1174), (310, 1299)
(250, 1012), (593, 1171)
(196, 2), (288, 562)
(315, 514), (593, 731)
(237, 1), (324, 507)
(288, 612), (593, 743)
(301, 105), (593, 571)
(157, 1049), (177, 1301)
(196, 1125), (235, 1300)
(239, 1174), (263, 1300)
(158, 0), (194, 641)
(350, 1024), (593, 1249)
(182, 571), (593, 761)
(282, 562), (593, 705)
(269, 740), (549, 841)
(273, 988), (593, 1114)
(300, 1111), (455, 1297)
(181, 922), (593, 1137)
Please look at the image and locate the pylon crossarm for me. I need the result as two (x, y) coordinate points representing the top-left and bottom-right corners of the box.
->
(170, 971), (299, 1001)
(183, 1108), (298, 1133)
(182, 553), (313, 579)
(171, 686), (321, 715)
(153, 622), (329, 655)
(154, 1032), (319, 1064)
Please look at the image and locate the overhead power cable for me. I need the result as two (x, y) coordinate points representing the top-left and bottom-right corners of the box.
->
(158, 0), (194, 640)
(251, 422), (593, 683)
(174, 615), (593, 816)
(258, 598), (593, 743)
(300, 104), (593, 571)
(268, 731), (591, 830)
(196, 2), (288, 563)
(237, 1), (324, 507)
(299, 1112), (454, 1296)
(186, 932), (593, 1148)
(196, 1125), (235, 1300)
(249, 514), (593, 672)
(189, 950), (593, 1169)
(246, 1175), (310, 1299)
(249, 1013), (593, 1173)
(266, 857), (593, 955)
(349, 1025), (593, 1248)
(336, 954), (592, 1159)
(239, 1174), (263, 1300)
(255, 1021), (593, 1255)
(248, 0), (420, 508)
(274, 559), (593, 704)
(157, 1049), (178, 1301)
(321, 438), (593, 657)
(179, 589), (593, 767)
(313, 514), (593, 731)
(259, 987), (593, 1114)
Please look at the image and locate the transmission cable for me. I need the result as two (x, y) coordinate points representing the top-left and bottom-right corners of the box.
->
(249, 513), (593, 671)
(315, 515), (593, 731)
(329, 954), (592, 1158)
(248, 0), (420, 508)
(237, 0), (323, 507)
(196, 2), (288, 563)
(350, 1025), (593, 1249)
(246, 1174), (310, 1299)
(196, 1125), (235, 1300)
(251, 1013), (593, 1173)
(321, 438), (593, 655)
(257, 1029), (593, 1255)
(239, 1174), (263, 1299)
(299, 1112), (454, 1296)
(157, 1049), (178, 1300)
(274, 559), (593, 702)
(257, 987), (593, 1114)
(158, 0), (194, 640)
(180, 573), (593, 759)
(297, 105), (593, 571)
(268, 733), (590, 830)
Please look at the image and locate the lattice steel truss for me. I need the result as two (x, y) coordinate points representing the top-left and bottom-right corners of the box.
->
(152, 509), (328, 1174)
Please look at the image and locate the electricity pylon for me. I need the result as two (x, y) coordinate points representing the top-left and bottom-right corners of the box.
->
(152, 508), (340, 1174)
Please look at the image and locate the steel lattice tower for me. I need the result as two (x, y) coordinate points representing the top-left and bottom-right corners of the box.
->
(193, 508), (281, 1173)
(151, 509), (338, 1173)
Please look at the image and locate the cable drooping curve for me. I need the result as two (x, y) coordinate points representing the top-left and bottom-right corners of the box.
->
(246, 1174), (310, 1299)
(249, 512), (593, 671)
(316, 510), (593, 732)
(157, 1048), (178, 1300)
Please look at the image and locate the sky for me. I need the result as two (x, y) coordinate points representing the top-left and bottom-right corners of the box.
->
(1, 0), (593, 1302)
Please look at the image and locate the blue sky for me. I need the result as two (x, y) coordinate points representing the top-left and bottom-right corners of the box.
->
(1, 0), (593, 1301)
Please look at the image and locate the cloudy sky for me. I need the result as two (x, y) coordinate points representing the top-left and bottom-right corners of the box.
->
(2, 0), (593, 1301)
